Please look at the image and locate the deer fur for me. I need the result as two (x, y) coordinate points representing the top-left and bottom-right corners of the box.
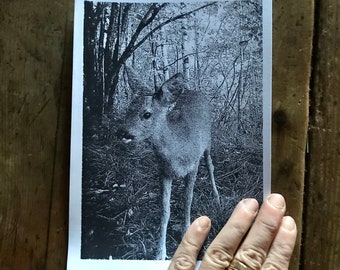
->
(118, 67), (219, 259)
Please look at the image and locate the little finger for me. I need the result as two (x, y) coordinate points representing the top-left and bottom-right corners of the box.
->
(261, 216), (297, 270)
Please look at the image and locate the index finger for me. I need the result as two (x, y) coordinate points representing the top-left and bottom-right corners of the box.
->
(168, 216), (211, 270)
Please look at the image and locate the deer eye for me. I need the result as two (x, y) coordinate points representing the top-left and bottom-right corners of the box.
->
(143, 112), (152, 119)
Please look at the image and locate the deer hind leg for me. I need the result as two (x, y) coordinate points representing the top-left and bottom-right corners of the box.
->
(204, 149), (220, 207)
(156, 177), (172, 260)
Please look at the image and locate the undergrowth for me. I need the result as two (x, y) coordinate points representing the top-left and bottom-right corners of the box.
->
(81, 119), (263, 260)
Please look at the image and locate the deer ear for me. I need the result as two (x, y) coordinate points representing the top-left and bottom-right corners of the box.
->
(158, 73), (189, 104)
(125, 66), (153, 95)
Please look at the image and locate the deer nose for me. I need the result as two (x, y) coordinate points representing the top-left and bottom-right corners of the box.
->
(116, 128), (135, 142)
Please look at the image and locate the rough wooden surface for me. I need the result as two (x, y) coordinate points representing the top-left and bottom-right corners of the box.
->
(1, 0), (338, 269)
(272, 1), (314, 269)
(0, 1), (73, 269)
(302, 0), (340, 269)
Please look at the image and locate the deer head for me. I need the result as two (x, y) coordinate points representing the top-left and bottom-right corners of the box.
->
(117, 67), (189, 143)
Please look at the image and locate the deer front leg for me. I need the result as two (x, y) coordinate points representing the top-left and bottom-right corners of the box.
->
(156, 177), (172, 260)
(184, 165), (198, 230)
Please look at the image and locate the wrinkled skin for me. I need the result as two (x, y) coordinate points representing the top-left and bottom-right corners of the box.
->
(168, 193), (297, 270)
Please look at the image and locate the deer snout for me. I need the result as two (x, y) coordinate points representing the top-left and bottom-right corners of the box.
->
(116, 128), (135, 144)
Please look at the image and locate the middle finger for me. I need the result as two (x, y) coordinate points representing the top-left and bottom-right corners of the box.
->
(234, 193), (286, 269)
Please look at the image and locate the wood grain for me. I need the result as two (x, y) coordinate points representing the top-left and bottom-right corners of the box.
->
(45, 5), (73, 269)
(272, 1), (314, 269)
(0, 1), (72, 269)
(302, 1), (340, 269)
(2, 0), (339, 269)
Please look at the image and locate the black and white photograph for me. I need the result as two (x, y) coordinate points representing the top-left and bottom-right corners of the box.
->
(68, 0), (271, 269)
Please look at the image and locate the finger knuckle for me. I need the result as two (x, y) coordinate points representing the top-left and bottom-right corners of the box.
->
(182, 235), (201, 253)
(273, 241), (294, 260)
(203, 246), (233, 268)
(172, 254), (196, 270)
(262, 261), (288, 270)
(264, 242), (294, 268)
(259, 219), (280, 235)
(228, 220), (252, 238)
(237, 246), (266, 269)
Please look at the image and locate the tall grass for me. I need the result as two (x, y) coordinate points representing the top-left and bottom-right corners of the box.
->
(81, 113), (263, 259)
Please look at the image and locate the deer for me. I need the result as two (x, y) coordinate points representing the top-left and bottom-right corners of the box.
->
(117, 67), (220, 260)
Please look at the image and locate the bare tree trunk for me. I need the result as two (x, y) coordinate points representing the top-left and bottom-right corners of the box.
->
(83, 2), (105, 140)
(194, 17), (201, 90)
(161, 28), (170, 80)
(181, 23), (189, 80)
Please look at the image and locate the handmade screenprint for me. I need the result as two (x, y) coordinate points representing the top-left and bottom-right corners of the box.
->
(68, 1), (272, 269)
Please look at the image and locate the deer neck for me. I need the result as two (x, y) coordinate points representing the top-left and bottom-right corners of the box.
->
(151, 116), (174, 155)
(149, 115), (194, 177)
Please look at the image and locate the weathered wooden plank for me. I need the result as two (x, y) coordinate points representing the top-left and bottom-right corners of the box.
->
(45, 4), (73, 269)
(0, 1), (71, 269)
(302, 1), (340, 269)
(0, 0), (317, 269)
(272, 1), (314, 269)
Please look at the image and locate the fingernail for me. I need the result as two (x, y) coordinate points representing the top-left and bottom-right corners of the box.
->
(242, 198), (259, 214)
(267, 193), (285, 209)
(282, 216), (296, 231)
(197, 216), (211, 231)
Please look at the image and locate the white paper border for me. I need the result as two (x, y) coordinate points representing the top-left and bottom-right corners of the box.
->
(263, 0), (272, 198)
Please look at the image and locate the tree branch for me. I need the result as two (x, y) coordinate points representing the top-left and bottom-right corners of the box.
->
(117, 3), (167, 68)
(118, 2), (217, 68)
(134, 2), (217, 51)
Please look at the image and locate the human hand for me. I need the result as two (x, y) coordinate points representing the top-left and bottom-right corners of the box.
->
(168, 193), (297, 270)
